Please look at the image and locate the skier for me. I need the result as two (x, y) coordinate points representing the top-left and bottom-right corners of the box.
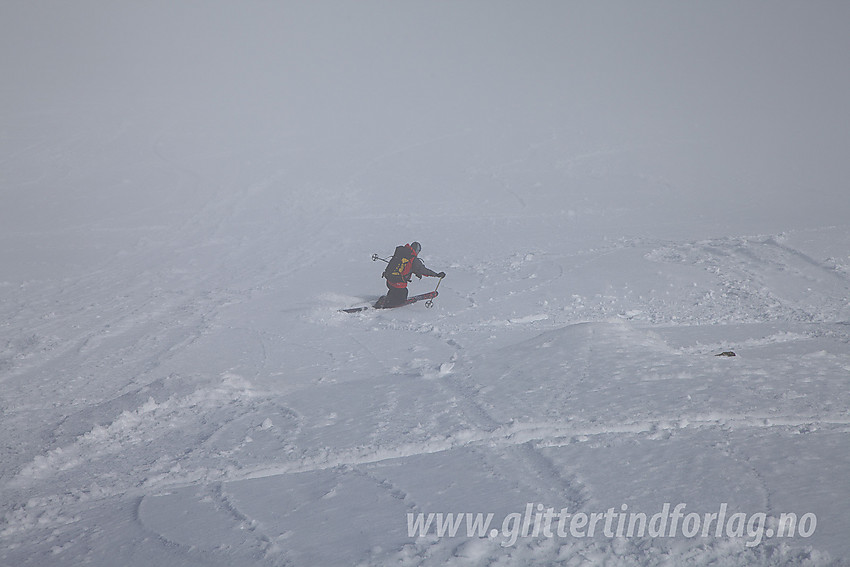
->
(379, 241), (445, 308)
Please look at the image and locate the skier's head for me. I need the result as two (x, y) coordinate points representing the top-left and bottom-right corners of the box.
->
(410, 242), (421, 254)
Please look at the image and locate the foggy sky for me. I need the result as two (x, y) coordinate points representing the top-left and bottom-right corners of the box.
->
(3, 1), (850, 234)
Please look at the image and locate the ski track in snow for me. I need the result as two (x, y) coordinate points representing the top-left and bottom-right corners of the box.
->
(123, 413), (850, 491)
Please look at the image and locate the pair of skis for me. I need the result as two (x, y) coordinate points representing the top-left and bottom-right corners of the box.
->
(340, 290), (439, 313)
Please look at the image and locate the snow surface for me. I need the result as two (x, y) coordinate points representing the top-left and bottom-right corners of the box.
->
(2, 2), (850, 566)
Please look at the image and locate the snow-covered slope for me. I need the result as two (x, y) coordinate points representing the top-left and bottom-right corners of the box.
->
(2, 2), (850, 566)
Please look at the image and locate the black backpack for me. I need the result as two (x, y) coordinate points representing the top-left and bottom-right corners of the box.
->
(384, 244), (417, 284)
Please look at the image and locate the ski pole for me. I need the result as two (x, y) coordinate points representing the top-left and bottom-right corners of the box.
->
(372, 253), (390, 263)
(425, 274), (443, 308)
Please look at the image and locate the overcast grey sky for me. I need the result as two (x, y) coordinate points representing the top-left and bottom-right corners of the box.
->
(3, 1), (849, 230)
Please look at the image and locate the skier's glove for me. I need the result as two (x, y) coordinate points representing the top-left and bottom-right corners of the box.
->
(436, 272), (446, 278)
